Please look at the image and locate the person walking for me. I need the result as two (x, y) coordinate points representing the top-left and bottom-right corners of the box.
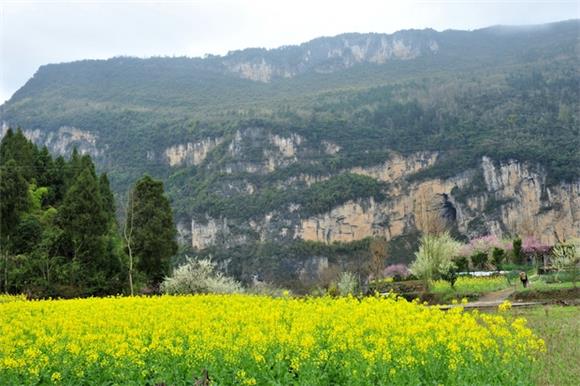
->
(519, 271), (529, 288)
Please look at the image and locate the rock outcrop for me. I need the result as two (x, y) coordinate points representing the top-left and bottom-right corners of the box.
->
(164, 137), (224, 167)
(1, 124), (103, 158)
(185, 152), (579, 249)
(222, 31), (439, 82)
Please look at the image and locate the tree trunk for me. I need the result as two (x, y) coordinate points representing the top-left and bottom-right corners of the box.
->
(3, 253), (7, 293)
(123, 190), (135, 296)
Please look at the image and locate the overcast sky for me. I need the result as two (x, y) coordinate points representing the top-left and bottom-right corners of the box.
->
(0, 0), (578, 103)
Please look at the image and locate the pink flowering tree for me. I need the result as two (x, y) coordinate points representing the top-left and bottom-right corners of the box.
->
(383, 264), (410, 280)
(522, 236), (551, 254)
(459, 235), (513, 270)
(459, 235), (512, 257)
(522, 236), (552, 267)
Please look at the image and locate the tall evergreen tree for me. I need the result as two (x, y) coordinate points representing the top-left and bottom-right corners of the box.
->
(1, 129), (125, 296)
(58, 167), (108, 252)
(128, 175), (177, 287)
(99, 173), (116, 221)
(0, 159), (31, 292)
(0, 129), (36, 181)
(51, 156), (68, 204)
(0, 159), (30, 241)
(34, 146), (53, 188)
(56, 167), (110, 292)
(65, 148), (82, 186)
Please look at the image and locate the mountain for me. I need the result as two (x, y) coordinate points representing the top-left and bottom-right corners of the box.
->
(1, 20), (579, 288)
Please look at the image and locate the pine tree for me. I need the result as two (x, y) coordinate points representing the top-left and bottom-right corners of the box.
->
(0, 159), (31, 292)
(34, 146), (53, 188)
(99, 173), (116, 221)
(128, 175), (177, 287)
(0, 159), (30, 240)
(51, 156), (67, 204)
(56, 167), (109, 292)
(1, 129), (125, 296)
(65, 148), (82, 186)
(0, 129), (36, 181)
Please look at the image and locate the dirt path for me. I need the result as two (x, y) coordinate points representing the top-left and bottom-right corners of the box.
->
(476, 287), (515, 303)
(435, 287), (544, 310)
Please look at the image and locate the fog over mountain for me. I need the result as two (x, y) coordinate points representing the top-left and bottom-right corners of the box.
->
(1, 0), (578, 102)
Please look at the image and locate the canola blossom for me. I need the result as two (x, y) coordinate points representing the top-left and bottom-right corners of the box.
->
(0, 295), (543, 385)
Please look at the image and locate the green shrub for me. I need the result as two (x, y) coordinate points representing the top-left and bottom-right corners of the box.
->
(492, 248), (505, 270)
(454, 256), (469, 272)
(471, 251), (488, 270)
(512, 238), (524, 264)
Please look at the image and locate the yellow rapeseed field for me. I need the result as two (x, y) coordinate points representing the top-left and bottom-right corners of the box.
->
(0, 294), (543, 385)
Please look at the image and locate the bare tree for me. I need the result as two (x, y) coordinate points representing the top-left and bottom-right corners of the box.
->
(123, 190), (135, 296)
(370, 237), (388, 281)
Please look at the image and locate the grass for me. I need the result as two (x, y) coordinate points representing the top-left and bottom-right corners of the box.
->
(524, 272), (577, 290)
(512, 274), (578, 300)
(430, 275), (510, 302)
(430, 272), (577, 303)
(498, 306), (580, 386)
(519, 281), (576, 292)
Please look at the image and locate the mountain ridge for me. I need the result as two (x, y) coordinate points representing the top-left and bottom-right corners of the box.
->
(1, 19), (579, 284)
(6, 18), (578, 103)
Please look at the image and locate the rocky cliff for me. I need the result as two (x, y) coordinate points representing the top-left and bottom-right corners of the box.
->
(177, 131), (579, 250)
(0, 123), (103, 159)
(222, 31), (440, 82)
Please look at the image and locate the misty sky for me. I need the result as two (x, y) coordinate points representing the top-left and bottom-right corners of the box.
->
(0, 0), (578, 103)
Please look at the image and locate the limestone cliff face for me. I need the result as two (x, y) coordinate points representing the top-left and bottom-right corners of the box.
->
(222, 31), (439, 82)
(296, 157), (579, 245)
(1, 124), (103, 158)
(191, 218), (230, 249)
(350, 152), (438, 182)
(478, 157), (579, 243)
(186, 152), (578, 249)
(297, 198), (387, 243)
(322, 141), (341, 155)
(164, 137), (224, 167)
(296, 166), (469, 243)
(219, 128), (305, 174)
(264, 133), (303, 171)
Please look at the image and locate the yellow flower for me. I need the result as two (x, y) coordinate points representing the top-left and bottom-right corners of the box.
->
(498, 300), (512, 312)
(51, 372), (62, 383)
(0, 293), (543, 384)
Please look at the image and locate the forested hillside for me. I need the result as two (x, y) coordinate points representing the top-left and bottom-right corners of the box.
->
(1, 20), (579, 287)
(2, 20), (578, 184)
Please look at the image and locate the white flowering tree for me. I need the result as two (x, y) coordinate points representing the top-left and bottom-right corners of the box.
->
(551, 238), (579, 287)
(410, 232), (462, 290)
(160, 258), (243, 295)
